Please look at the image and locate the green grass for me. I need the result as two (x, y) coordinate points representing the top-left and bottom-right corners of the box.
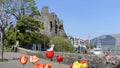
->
(0, 59), (9, 62)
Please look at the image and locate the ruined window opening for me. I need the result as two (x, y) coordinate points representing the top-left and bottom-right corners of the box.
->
(50, 21), (52, 32)
(59, 25), (63, 30)
(55, 20), (57, 34)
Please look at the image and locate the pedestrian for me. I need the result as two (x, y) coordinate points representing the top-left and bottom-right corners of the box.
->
(105, 51), (110, 63)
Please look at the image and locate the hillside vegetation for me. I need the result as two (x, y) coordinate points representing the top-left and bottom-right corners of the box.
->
(50, 36), (75, 53)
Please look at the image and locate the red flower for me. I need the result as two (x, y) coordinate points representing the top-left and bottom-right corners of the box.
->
(45, 51), (54, 59)
(56, 56), (64, 62)
(70, 64), (73, 68)
(19, 56), (28, 65)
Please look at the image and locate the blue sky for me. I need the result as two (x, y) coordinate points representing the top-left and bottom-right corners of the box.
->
(35, 0), (120, 40)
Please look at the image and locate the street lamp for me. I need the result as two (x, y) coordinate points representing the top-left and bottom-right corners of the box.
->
(15, 26), (19, 47)
(15, 26), (16, 45)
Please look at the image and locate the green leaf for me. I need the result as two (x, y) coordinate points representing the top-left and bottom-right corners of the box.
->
(0, 0), (5, 4)
(12, 8), (17, 12)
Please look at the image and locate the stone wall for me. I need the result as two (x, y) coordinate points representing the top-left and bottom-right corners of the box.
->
(34, 6), (66, 37)
(17, 47), (120, 68)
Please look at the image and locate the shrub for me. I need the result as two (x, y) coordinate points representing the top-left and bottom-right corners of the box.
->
(50, 36), (75, 53)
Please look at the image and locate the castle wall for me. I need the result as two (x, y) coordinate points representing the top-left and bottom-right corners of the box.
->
(34, 6), (66, 37)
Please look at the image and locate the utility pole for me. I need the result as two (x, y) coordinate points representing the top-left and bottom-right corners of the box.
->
(88, 33), (91, 49)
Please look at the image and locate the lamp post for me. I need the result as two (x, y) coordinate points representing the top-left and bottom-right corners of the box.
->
(15, 26), (16, 45)
(14, 25), (19, 52)
(14, 26), (19, 52)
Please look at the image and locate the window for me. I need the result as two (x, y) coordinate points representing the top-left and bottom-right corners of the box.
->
(50, 21), (52, 32)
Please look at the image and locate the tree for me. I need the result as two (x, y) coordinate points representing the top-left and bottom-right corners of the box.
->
(5, 24), (50, 50)
(16, 15), (43, 48)
(8, 0), (40, 20)
(0, 0), (13, 60)
(0, 0), (40, 59)
(4, 25), (15, 47)
(0, 0), (40, 21)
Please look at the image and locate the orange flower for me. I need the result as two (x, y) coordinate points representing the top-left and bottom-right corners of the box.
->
(19, 56), (28, 65)
(34, 63), (51, 68)
(34, 63), (43, 68)
(30, 55), (39, 64)
(43, 64), (51, 68)
(80, 60), (88, 68)
(80, 60), (88, 65)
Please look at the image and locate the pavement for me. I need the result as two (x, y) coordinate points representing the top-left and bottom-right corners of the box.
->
(0, 52), (69, 68)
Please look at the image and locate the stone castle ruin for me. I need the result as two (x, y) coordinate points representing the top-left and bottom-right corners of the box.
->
(34, 6), (66, 37)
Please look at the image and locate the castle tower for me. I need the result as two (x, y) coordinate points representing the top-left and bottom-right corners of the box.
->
(41, 6), (49, 16)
